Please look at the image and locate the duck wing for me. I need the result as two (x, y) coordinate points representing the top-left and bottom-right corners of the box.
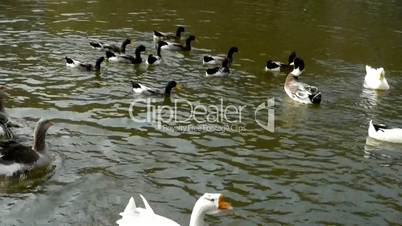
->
(0, 141), (39, 164)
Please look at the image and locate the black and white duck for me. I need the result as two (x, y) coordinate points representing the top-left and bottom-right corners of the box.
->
(203, 47), (239, 65)
(146, 41), (168, 65)
(284, 58), (321, 104)
(161, 35), (196, 51)
(65, 56), (105, 72)
(106, 45), (146, 64)
(90, 38), (132, 54)
(205, 58), (230, 77)
(153, 26), (185, 42)
(131, 81), (179, 97)
(265, 51), (296, 72)
(0, 118), (54, 177)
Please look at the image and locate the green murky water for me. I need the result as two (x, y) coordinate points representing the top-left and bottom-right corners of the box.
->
(0, 0), (401, 225)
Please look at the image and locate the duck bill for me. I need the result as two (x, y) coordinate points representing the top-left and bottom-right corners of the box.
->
(218, 195), (233, 210)
(175, 84), (183, 91)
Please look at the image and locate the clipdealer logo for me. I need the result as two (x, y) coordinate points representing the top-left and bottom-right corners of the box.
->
(128, 98), (275, 133)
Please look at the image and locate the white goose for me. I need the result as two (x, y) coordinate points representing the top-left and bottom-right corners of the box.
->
(363, 65), (389, 90)
(116, 193), (232, 226)
(368, 120), (402, 143)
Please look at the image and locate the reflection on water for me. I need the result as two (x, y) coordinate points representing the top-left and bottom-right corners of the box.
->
(0, 0), (402, 225)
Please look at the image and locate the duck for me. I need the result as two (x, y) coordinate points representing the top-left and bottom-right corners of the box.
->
(205, 58), (230, 77)
(265, 51), (296, 72)
(0, 118), (54, 177)
(89, 38), (132, 54)
(0, 88), (20, 129)
(363, 65), (389, 90)
(146, 41), (168, 65)
(65, 56), (105, 72)
(368, 120), (402, 143)
(284, 58), (321, 104)
(162, 35), (196, 51)
(106, 45), (146, 64)
(116, 193), (232, 226)
(131, 81), (179, 97)
(203, 47), (239, 65)
(153, 26), (185, 42)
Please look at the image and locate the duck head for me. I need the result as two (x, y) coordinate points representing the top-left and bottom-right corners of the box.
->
(288, 51), (297, 65)
(227, 47), (239, 58)
(290, 57), (304, 77)
(135, 45), (146, 54)
(164, 81), (178, 96)
(186, 35), (196, 44)
(176, 26), (185, 37)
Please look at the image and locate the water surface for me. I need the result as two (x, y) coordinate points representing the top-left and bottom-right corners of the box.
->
(0, 0), (402, 225)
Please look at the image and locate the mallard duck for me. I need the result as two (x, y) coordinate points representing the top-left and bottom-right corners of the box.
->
(89, 38), (132, 54)
(0, 119), (53, 177)
(106, 45), (146, 64)
(265, 51), (296, 72)
(153, 26), (185, 41)
(363, 65), (389, 90)
(116, 193), (232, 226)
(65, 56), (105, 72)
(203, 47), (239, 65)
(205, 58), (230, 77)
(131, 81), (178, 97)
(284, 58), (321, 104)
(368, 120), (402, 143)
(146, 41), (168, 65)
(162, 35), (196, 51)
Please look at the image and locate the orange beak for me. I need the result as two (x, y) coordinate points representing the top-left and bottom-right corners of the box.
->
(218, 195), (233, 210)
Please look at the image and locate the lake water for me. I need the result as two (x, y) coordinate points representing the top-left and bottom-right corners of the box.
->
(0, 0), (401, 225)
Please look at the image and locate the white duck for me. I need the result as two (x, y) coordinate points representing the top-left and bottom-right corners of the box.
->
(363, 65), (389, 90)
(368, 120), (402, 143)
(284, 58), (321, 104)
(116, 193), (232, 226)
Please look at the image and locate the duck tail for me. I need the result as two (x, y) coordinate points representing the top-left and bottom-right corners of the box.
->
(65, 57), (74, 64)
(309, 92), (322, 104)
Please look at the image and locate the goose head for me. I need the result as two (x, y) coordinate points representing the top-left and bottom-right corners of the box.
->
(290, 57), (304, 77)
(32, 119), (54, 152)
(189, 193), (232, 226)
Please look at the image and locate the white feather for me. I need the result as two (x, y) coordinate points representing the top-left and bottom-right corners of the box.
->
(368, 120), (402, 143)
